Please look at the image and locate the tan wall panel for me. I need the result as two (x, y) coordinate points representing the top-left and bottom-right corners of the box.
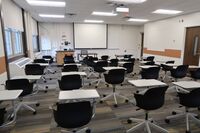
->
(143, 48), (181, 58)
(0, 56), (6, 74)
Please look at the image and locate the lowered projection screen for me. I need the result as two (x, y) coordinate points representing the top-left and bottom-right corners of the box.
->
(74, 24), (107, 49)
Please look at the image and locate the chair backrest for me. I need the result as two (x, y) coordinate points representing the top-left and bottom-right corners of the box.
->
(123, 62), (134, 74)
(161, 64), (173, 71)
(144, 61), (155, 65)
(134, 86), (168, 110)
(190, 68), (200, 79)
(25, 64), (44, 75)
(101, 55), (109, 61)
(146, 56), (154, 61)
(33, 59), (47, 63)
(104, 69), (125, 84)
(6, 79), (33, 97)
(42, 55), (52, 59)
(127, 58), (135, 63)
(62, 65), (78, 72)
(170, 65), (188, 78)
(94, 61), (108, 73)
(54, 101), (92, 128)
(141, 67), (160, 79)
(124, 54), (133, 59)
(109, 59), (119, 66)
(0, 108), (5, 126)
(59, 75), (82, 90)
(166, 61), (175, 64)
(178, 88), (200, 108)
(64, 55), (75, 64)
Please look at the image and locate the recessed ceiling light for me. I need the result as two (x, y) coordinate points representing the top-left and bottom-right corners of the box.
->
(26, 0), (66, 7)
(153, 9), (183, 15)
(39, 14), (65, 18)
(110, 0), (147, 4)
(116, 7), (129, 12)
(84, 20), (104, 23)
(92, 11), (117, 16)
(128, 18), (149, 22)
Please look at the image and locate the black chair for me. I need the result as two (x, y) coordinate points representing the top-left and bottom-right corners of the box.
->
(190, 68), (200, 80)
(127, 86), (168, 133)
(161, 61), (175, 81)
(53, 101), (93, 133)
(0, 107), (16, 132)
(64, 55), (75, 64)
(170, 65), (189, 81)
(59, 75), (82, 90)
(144, 56), (155, 62)
(165, 88), (200, 133)
(100, 69), (129, 107)
(101, 55), (109, 61)
(25, 64), (44, 75)
(127, 58), (135, 64)
(123, 62), (134, 75)
(144, 61), (155, 65)
(42, 55), (52, 59)
(124, 54), (133, 59)
(6, 79), (39, 114)
(89, 61), (108, 88)
(141, 67), (160, 79)
(109, 59), (119, 66)
(33, 59), (48, 63)
(62, 65), (78, 72)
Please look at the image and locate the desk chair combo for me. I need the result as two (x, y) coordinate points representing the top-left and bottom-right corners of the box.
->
(165, 88), (200, 133)
(89, 61), (108, 88)
(52, 101), (94, 133)
(100, 69), (129, 107)
(143, 56), (155, 62)
(101, 55), (109, 61)
(33, 59), (48, 63)
(5, 79), (40, 115)
(170, 65), (189, 82)
(127, 86), (168, 133)
(190, 68), (200, 80)
(62, 65), (78, 72)
(109, 58), (119, 66)
(64, 55), (75, 64)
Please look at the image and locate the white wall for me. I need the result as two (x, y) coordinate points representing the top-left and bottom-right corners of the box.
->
(144, 11), (200, 64)
(2, 0), (23, 31)
(39, 23), (142, 59)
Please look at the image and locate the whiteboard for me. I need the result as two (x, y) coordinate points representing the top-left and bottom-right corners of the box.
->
(74, 24), (107, 49)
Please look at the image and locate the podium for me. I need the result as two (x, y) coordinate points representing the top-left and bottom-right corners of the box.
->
(56, 51), (74, 65)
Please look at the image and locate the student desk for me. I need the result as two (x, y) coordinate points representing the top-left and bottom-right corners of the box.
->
(172, 81), (200, 93)
(103, 66), (126, 71)
(0, 90), (22, 101)
(128, 79), (167, 88)
(139, 65), (159, 69)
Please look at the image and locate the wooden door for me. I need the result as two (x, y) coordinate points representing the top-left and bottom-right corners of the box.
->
(183, 27), (200, 65)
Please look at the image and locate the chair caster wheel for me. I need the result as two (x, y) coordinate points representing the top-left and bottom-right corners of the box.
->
(95, 86), (98, 88)
(103, 94), (106, 97)
(100, 101), (103, 104)
(87, 77), (89, 79)
(36, 103), (40, 107)
(86, 129), (91, 133)
(106, 84), (109, 87)
(161, 80), (164, 82)
(186, 131), (191, 133)
(121, 84), (123, 86)
(45, 90), (48, 93)
(114, 104), (118, 108)
(198, 107), (200, 111)
(195, 116), (199, 119)
(165, 119), (170, 124)
(125, 100), (129, 103)
(89, 83), (91, 86)
(45, 86), (48, 89)
(127, 119), (132, 124)
(172, 111), (177, 115)
(33, 111), (37, 115)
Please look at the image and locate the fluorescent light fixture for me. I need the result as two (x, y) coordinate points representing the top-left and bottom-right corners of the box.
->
(84, 20), (104, 23)
(116, 7), (129, 12)
(39, 14), (65, 18)
(128, 18), (149, 22)
(26, 0), (66, 7)
(153, 9), (183, 15)
(111, 0), (147, 4)
(92, 11), (117, 16)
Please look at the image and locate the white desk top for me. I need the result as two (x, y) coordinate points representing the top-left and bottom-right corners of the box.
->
(118, 61), (131, 64)
(172, 81), (200, 89)
(0, 90), (22, 101)
(128, 79), (167, 88)
(35, 63), (49, 66)
(103, 66), (125, 71)
(59, 89), (100, 100)
(62, 72), (87, 76)
(64, 63), (82, 66)
(139, 65), (159, 69)
(12, 75), (42, 80)
(139, 61), (150, 64)
(188, 65), (200, 69)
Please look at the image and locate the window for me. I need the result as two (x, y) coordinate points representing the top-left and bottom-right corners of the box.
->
(5, 28), (24, 58)
(32, 35), (39, 52)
